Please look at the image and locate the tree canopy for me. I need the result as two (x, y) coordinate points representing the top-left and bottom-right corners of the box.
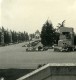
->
(41, 20), (56, 46)
(0, 27), (29, 45)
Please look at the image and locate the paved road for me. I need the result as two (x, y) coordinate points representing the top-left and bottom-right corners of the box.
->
(0, 42), (76, 69)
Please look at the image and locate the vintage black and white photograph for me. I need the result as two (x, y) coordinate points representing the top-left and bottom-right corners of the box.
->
(0, 0), (76, 80)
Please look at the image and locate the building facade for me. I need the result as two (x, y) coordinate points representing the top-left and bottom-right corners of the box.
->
(35, 30), (40, 39)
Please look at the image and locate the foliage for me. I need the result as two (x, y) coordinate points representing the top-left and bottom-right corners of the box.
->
(29, 33), (35, 40)
(57, 20), (65, 29)
(74, 34), (76, 45)
(4, 30), (10, 44)
(41, 20), (56, 46)
(0, 27), (29, 45)
(54, 31), (60, 44)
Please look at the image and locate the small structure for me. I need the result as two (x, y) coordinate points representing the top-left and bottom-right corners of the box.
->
(54, 27), (74, 51)
(35, 30), (40, 39)
(58, 27), (74, 47)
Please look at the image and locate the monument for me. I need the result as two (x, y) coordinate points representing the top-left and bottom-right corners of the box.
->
(58, 27), (74, 47)
(54, 26), (75, 52)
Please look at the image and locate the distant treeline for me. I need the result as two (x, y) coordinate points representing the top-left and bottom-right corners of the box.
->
(0, 27), (29, 45)
(74, 34), (76, 45)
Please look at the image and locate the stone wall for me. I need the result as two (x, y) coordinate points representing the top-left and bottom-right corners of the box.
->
(17, 63), (76, 80)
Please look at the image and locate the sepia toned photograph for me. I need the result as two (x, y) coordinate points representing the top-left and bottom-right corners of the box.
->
(0, 0), (76, 80)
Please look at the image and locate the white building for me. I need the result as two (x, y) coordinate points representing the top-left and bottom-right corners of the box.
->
(35, 30), (40, 39)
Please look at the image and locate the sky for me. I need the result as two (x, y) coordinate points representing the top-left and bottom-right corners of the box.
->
(0, 0), (76, 33)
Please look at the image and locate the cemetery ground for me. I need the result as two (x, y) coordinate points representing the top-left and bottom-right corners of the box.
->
(0, 42), (76, 80)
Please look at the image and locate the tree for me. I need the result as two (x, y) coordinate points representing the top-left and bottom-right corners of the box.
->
(74, 34), (76, 45)
(12, 31), (18, 43)
(54, 31), (60, 44)
(56, 20), (65, 31)
(29, 33), (35, 40)
(41, 20), (56, 46)
(0, 28), (2, 44)
(4, 30), (10, 44)
(25, 33), (29, 41)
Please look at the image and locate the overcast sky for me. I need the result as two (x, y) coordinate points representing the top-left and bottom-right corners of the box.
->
(0, 0), (76, 33)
